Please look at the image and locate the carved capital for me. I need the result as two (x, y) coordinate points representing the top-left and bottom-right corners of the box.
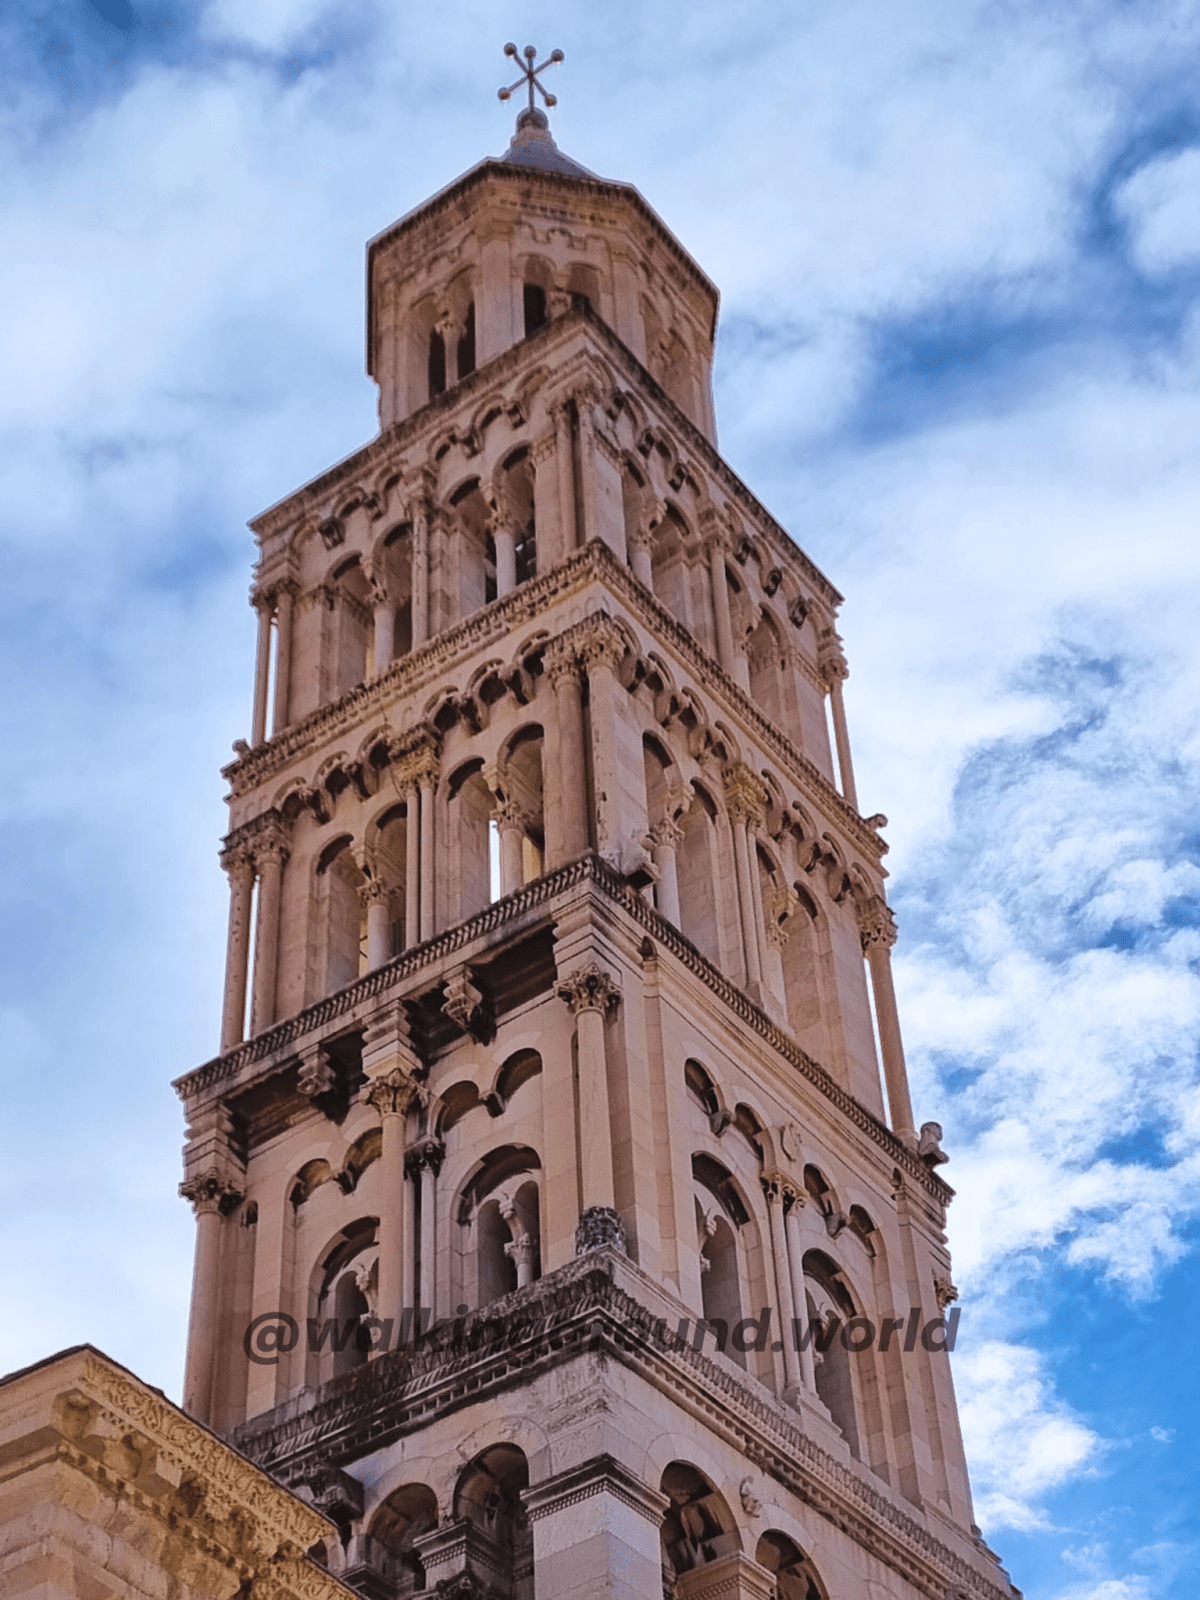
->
(544, 634), (581, 689)
(317, 516), (345, 551)
(647, 816), (685, 851)
(574, 613), (626, 674)
(857, 894), (898, 952)
(557, 962), (621, 1016)
(574, 1204), (626, 1255)
(405, 1137), (445, 1180)
(723, 762), (768, 827)
(934, 1273), (959, 1310)
(360, 876), (392, 907)
(297, 582), (336, 615)
(296, 1041), (335, 1101)
(491, 798), (527, 833)
(818, 631), (849, 686)
(442, 966), (491, 1042)
(761, 1168), (799, 1207)
(366, 1066), (416, 1120)
(180, 1172), (243, 1218)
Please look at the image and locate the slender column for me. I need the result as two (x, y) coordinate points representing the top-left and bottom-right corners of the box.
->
(411, 492), (430, 648)
(364, 879), (392, 971)
(418, 760), (437, 942)
(403, 784), (420, 949)
(576, 390), (600, 545)
(367, 1068), (415, 1339)
(250, 593), (273, 746)
(412, 1140), (444, 1317)
(860, 897), (916, 1141)
(493, 800), (526, 896)
(820, 636), (858, 809)
(557, 965), (622, 1244)
(503, 1205), (537, 1288)
(180, 1174), (241, 1423)
(762, 919), (790, 1021)
(784, 1191), (818, 1393)
(249, 823), (289, 1036)
(762, 1173), (803, 1404)
(725, 765), (767, 995)
(545, 641), (588, 865)
(553, 401), (577, 554)
(219, 847), (255, 1051)
(493, 520), (518, 597)
(629, 529), (654, 590)
(371, 598), (395, 677)
(746, 829), (772, 983)
(270, 582), (296, 735)
(577, 616), (626, 864)
(707, 536), (737, 678)
(648, 817), (683, 928)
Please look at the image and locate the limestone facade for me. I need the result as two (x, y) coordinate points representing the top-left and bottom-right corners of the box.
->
(173, 109), (1017, 1600)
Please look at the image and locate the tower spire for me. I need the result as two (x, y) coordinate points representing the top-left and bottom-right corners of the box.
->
(498, 41), (564, 119)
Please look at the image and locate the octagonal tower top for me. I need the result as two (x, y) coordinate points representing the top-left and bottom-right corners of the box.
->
(366, 101), (720, 442)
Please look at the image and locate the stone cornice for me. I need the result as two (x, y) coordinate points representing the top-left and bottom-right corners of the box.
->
(223, 539), (881, 865)
(248, 305), (841, 614)
(231, 1260), (1010, 1600)
(172, 854), (949, 1205)
(2, 1346), (352, 1600)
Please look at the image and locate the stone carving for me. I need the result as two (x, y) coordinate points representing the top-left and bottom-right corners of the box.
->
(365, 1066), (417, 1120)
(296, 1043), (334, 1101)
(919, 1122), (949, 1166)
(179, 1172), (243, 1217)
(857, 894), (898, 953)
(738, 1477), (763, 1517)
(574, 1204), (626, 1256)
(557, 962), (621, 1016)
(317, 515), (344, 550)
(934, 1274), (959, 1310)
(443, 966), (492, 1043)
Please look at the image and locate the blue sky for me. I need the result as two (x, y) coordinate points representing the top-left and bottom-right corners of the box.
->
(2, 3), (1199, 1596)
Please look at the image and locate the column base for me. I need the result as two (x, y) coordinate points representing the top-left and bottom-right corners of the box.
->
(575, 1206), (626, 1256)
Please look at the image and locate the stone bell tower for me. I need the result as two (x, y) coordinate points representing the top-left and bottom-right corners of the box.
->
(175, 57), (1016, 1600)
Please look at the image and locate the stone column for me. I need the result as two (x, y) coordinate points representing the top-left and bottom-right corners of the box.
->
(180, 1172), (242, 1423)
(629, 527), (654, 590)
(673, 1553), (777, 1600)
(762, 1171), (803, 1405)
(502, 1200), (537, 1288)
(545, 639), (589, 866)
(417, 757), (437, 942)
(553, 400), (577, 554)
(578, 616), (626, 865)
(820, 635), (858, 810)
(557, 964), (623, 1250)
(401, 781), (419, 950)
(370, 587), (394, 677)
(522, 1456), (668, 1600)
(576, 389), (600, 545)
(409, 1138), (443, 1319)
(492, 799), (526, 896)
(219, 844), (255, 1051)
(364, 878), (392, 971)
(783, 1190), (818, 1394)
(271, 581), (296, 735)
(250, 591), (273, 746)
(249, 820), (289, 1036)
(492, 515), (518, 597)
(366, 1067), (415, 1339)
(724, 766), (768, 997)
(707, 534), (737, 678)
(410, 486), (431, 648)
(859, 896), (916, 1141)
(647, 817), (683, 928)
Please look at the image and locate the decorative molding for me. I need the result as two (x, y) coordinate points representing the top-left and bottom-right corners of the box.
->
(556, 961), (621, 1016)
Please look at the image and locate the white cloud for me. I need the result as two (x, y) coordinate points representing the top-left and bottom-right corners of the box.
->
(955, 1340), (1102, 1531)
(1116, 145), (1200, 274)
(199, 0), (336, 51)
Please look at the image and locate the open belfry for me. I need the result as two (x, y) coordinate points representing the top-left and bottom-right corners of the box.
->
(170, 52), (1017, 1600)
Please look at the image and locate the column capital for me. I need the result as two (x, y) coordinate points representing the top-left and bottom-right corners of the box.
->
(647, 816), (685, 850)
(402, 466), (437, 516)
(574, 613), (627, 673)
(557, 962), (621, 1017)
(817, 630), (849, 686)
(761, 1168), (800, 1206)
(365, 1066), (418, 1120)
(405, 1136), (445, 1179)
(723, 762), (768, 826)
(360, 876), (392, 907)
(857, 893), (898, 952)
(491, 797), (527, 833)
(180, 1172), (243, 1218)
(544, 633), (582, 688)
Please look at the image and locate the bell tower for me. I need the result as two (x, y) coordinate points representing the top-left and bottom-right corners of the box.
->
(175, 61), (1016, 1600)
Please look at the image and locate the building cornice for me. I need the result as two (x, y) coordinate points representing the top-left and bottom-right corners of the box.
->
(172, 854), (948, 1205)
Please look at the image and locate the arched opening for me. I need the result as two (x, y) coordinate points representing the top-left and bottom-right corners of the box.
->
(330, 556), (372, 698)
(308, 1219), (377, 1387)
(476, 1179), (541, 1305)
(332, 1270), (371, 1377)
(676, 782), (722, 966)
(447, 760), (493, 922)
(369, 1483), (438, 1599)
(453, 1444), (533, 1600)
(499, 448), (538, 584)
(316, 836), (366, 996)
(755, 1531), (827, 1600)
(684, 1059), (720, 1119)
(659, 1463), (740, 1579)
(747, 609), (788, 726)
(692, 1153), (750, 1368)
(781, 885), (824, 1054)
(523, 282), (547, 336)
(379, 523), (414, 661)
(369, 803), (410, 958)
(456, 301), (476, 380)
(650, 505), (692, 628)
(804, 1249), (861, 1458)
(448, 477), (495, 617)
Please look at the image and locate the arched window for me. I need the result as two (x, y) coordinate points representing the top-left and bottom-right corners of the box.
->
(332, 1270), (371, 1377)
(747, 608), (788, 725)
(803, 1249), (860, 1458)
(428, 325), (446, 398)
(456, 301), (476, 379)
(369, 1484), (438, 1599)
(692, 1152), (751, 1368)
(316, 837), (366, 996)
(781, 885), (825, 1054)
(523, 282), (547, 335)
(684, 1059), (720, 1118)
(330, 555), (372, 698)
(676, 782), (722, 966)
(453, 1445), (532, 1600)
(650, 505), (692, 628)
(659, 1463), (740, 1578)
(756, 1531), (827, 1600)
(458, 1146), (542, 1312)
(447, 761), (493, 922)
(308, 1219), (378, 1387)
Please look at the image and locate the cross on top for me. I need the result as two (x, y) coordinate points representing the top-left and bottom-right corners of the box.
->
(498, 43), (564, 112)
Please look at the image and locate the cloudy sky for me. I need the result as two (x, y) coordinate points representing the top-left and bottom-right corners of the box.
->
(2, 2), (1199, 1595)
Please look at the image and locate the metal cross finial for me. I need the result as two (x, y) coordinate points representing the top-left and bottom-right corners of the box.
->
(498, 43), (564, 112)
